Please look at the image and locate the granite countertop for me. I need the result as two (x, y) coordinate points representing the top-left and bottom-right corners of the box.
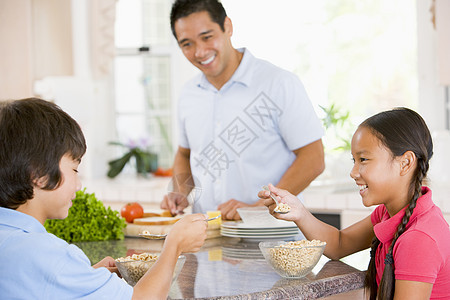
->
(75, 237), (366, 299)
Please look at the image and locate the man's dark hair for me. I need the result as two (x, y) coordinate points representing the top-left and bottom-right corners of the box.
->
(0, 98), (86, 209)
(170, 0), (227, 38)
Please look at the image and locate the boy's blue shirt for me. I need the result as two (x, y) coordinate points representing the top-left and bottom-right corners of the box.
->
(0, 207), (133, 299)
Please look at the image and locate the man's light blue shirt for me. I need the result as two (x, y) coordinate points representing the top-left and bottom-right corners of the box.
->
(0, 207), (133, 299)
(178, 48), (324, 213)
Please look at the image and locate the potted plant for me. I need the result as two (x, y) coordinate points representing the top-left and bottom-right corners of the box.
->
(319, 103), (352, 152)
(107, 139), (158, 178)
(312, 103), (354, 191)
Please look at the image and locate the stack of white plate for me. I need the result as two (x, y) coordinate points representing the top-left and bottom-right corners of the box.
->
(221, 221), (299, 240)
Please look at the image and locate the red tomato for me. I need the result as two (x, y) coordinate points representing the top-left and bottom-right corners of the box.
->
(120, 202), (144, 223)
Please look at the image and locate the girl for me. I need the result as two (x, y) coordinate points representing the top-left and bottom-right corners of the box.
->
(260, 108), (450, 299)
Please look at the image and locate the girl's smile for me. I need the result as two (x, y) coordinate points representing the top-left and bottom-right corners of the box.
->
(350, 126), (412, 216)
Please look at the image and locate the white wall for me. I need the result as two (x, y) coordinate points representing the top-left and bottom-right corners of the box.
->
(35, 0), (117, 180)
(65, 0), (197, 180)
(416, 0), (448, 132)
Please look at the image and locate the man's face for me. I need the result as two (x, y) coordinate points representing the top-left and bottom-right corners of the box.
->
(174, 11), (234, 85)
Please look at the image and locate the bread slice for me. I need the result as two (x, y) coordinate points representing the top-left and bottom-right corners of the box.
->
(133, 216), (181, 225)
(142, 210), (173, 218)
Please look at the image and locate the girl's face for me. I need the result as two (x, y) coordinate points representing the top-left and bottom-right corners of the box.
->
(350, 127), (409, 215)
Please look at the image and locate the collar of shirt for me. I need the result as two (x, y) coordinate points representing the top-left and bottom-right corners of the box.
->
(197, 47), (253, 91)
(0, 207), (46, 234)
(374, 186), (433, 244)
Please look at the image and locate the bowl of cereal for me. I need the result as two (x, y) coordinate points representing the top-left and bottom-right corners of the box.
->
(259, 240), (326, 278)
(115, 253), (186, 286)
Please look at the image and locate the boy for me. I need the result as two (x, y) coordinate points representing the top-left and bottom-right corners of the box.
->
(0, 98), (207, 299)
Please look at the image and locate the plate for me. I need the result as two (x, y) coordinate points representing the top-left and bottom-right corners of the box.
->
(220, 229), (299, 236)
(222, 221), (297, 230)
(220, 231), (299, 239)
(220, 228), (299, 234)
(220, 221), (299, 240)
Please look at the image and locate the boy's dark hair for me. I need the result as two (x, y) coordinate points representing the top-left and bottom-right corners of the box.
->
(170, 0), (227, 38)
(0, 98), (86, 209)
(361, 107), (433, 300)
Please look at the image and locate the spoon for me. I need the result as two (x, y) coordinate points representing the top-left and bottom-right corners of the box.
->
(138, 233), (167, 240)
(262, 186), (289, 214)
(139, 215), (222, 240)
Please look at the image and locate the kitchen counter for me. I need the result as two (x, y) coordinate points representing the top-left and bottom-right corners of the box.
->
(75, 237), (366, 299)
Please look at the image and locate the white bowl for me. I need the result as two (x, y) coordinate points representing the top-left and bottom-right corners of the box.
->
(259, 240), (326, 278)
(116, 254), (185, 286)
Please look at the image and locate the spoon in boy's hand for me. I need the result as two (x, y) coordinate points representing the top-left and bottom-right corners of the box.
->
(262, 186), (290, 214)
(139, 215), (222, 239)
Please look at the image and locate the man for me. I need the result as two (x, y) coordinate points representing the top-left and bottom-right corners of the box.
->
(161, 0), (325, 220)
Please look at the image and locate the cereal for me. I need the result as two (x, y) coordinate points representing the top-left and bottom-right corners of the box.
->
(115, 252), (159, 262)
(267, 240), (326, 277)
(275, 203), (291, 212)
(115, 253), (159, 286)
(115, 253), (185, 286)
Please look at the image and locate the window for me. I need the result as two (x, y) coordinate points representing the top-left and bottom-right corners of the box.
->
(114, 0), (174, 168)
(224, 0), (418, 125)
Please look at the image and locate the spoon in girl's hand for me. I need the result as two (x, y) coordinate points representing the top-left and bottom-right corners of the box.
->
(262, 186), (290, 214)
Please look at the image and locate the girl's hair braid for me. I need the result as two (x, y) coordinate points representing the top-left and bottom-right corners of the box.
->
(364, 236), (380, 300)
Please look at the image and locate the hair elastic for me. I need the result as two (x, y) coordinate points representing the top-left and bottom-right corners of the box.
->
(384, 253), (394, 265)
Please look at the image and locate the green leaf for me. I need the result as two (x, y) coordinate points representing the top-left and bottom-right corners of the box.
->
(108, 141), (127, 147)
(107, 152), (133, 178)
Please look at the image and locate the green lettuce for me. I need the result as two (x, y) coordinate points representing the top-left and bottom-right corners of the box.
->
(44, 189), (126, 242)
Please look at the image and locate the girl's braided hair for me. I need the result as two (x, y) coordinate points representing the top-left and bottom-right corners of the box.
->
(361, 107), (433, 300)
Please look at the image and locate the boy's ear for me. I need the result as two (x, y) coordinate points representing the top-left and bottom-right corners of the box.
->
(399, 151), (416, 176)
(33, 176), (47, 189)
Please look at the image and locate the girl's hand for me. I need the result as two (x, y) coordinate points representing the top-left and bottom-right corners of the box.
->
(258, 184), (305, 221)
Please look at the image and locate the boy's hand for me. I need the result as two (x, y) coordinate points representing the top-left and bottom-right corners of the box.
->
(92, 256), (121, 277)
(166, 214), (208, 254)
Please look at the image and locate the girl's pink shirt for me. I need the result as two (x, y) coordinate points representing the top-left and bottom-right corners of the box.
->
(371, 187), (450, 299)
